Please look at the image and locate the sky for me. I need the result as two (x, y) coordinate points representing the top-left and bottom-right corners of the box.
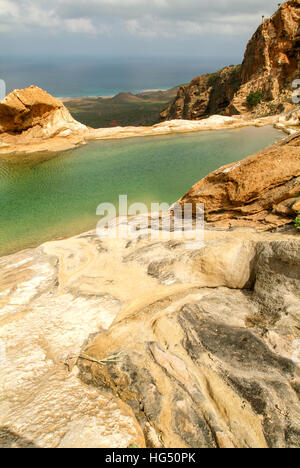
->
(0, 0), (281, 59)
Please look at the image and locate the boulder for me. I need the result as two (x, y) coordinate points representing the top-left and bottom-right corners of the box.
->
(178, 132), (300, 230)
(0, 85), (87, 140)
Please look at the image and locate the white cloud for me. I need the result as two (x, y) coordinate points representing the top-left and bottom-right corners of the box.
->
(125, 13), (257, 39)
(0, 0), (279, 38)
(65, 18), (97, 34)
(0, 0), (19, 17)
(0, 1), (108, 35)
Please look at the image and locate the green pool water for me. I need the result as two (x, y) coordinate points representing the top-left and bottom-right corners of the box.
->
(0, 126), (282, 257)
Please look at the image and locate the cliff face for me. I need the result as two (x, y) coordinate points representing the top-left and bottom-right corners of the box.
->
(160, 66), (242, 120)
(162, 1), (300, 120)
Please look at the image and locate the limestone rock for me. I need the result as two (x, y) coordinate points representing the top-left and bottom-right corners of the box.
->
(0, 217), (299, 448)
(0, 86), (87, 141)
(77, 232), (300, 449)
(178, 132), (300, 230)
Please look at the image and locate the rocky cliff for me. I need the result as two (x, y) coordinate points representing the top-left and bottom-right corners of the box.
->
(179, 132), (300, 230)
(161, 1), (300, 120)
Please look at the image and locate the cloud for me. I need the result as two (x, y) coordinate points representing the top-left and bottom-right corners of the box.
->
(0, 0), (281, 60)
(65, 18), (97, 34)
(0, 0), (109, 35)
(0, 0), (279, 37)
(124, 12), (261, 39)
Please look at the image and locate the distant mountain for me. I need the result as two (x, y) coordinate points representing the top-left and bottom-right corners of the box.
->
(64, 87), (180, 128)
(110, 92), (143, 103)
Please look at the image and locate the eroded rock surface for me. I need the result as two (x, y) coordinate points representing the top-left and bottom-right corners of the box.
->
(162, 1), (300, 121)
(0, 219), (299, 448)
(0, 245), (145, 448)
(0, 86), (87, 143)
(179, 132), (300, 230)
(74, 224), (299, 449)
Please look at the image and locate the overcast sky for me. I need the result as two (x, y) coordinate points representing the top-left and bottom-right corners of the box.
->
(0, 0), (280, 59)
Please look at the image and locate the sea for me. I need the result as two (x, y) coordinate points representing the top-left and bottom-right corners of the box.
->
(0, 55), (237, 98)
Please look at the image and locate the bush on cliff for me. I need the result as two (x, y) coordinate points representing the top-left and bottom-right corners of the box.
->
(247, 91), (264, 108)
(295, 212), (300, 231)
(208, 73), (220, 87)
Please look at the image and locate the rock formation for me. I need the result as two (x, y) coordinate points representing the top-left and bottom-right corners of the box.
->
(178, 132), (300, 230)
(162, 1), (300, 120)
(160, 65), (242, 121)
(0, 86), (87, 152)
(0, 214), (299, 448)
(79, 232), (300, 449)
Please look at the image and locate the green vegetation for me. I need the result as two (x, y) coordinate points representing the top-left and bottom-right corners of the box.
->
(207, 72), (220, 87)
(64, 88), (179, 128)
(229, 65), (242, 84)
(247, 91), (264, 108)
(295, 212), (300, 231)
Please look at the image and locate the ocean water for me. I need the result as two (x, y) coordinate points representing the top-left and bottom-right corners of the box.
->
(0, 56), (234, 97)
(0, 126), (282, 257)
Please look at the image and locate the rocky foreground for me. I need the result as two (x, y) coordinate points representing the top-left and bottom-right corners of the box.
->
(0, 131), (299, 448)
(0, 217), (299, 448)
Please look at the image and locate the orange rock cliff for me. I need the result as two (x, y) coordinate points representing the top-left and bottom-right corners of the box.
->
(161, 1), (300, 120)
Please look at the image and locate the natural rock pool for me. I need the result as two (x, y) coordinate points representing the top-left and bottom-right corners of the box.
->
(0, 125), (282, 257)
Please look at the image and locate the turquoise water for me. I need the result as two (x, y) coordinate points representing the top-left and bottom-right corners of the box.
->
(0, 126), (282, 257)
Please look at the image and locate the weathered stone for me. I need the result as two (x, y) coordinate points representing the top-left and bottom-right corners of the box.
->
(0, 219), (299, 448)
(178, 132), (300, 230)
(0, 85), (87, 138)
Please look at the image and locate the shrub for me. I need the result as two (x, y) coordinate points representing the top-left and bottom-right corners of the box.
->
(295, 212), (300, 231)
(247, 91), (264, 108)
(208, 73), (220, 87)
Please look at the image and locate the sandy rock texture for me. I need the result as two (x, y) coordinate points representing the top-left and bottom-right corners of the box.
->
(179, 132), (300, 230)
(162, 1), (300, 120)
(0, 86), (87, 144)
(0, 245), (145, 448)
(76, 222), (299, 449)
(0, 218), (299, 448)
